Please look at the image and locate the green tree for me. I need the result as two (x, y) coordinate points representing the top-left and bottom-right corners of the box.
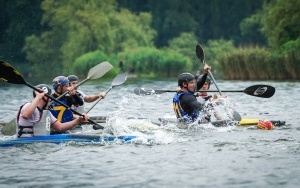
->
(119, 47), (191, 77)
(205, 39), (235, 78)
(0, 0), (44, 64)
(261, 0), (300, 49)
(240, 10), (267, 45)
(23, 0), (156, 77)
(167, 32), (199, 71)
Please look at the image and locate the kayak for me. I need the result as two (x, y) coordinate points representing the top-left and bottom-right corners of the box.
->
(157, 117), (286, 127)
(0, 134), (138, 147)
(1, 115), (286, 126)
(86, 116), (286, 127)
(239, 118), (285, 126)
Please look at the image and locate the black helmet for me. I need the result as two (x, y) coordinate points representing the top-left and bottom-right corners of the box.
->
(33, 84), (52, 97)
(198, 74), (212, 85)
(178, 73), (195, 87)
(67, 75), (79, 83)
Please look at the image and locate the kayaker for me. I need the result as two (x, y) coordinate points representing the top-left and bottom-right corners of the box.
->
(17, 84), (88, 138)
(50, 76), (84, 122)
(173, 64), (211, 123)
(196, 75), (217, 101)
(67, 75), (106, 113)
(196, 75), (223, 121)
(197, 75), (239, 121)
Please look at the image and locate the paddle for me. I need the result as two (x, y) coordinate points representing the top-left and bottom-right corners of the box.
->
(54, 61), (113, 101)
(134, 85), (275, 98)
(0, 60), (105, 130)
(196, 44), (223, 96)
(196, 44), (242, 120)
(86, 73), (128, 114)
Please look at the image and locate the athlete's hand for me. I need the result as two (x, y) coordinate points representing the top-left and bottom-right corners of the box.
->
(68, 86), (77, 95)
(74, 113), (89, 122)
(204, 64), (211, 74)
(98, 92), (106, 99)
(34, 90), (45, 100)
(213, 94), (218, 100)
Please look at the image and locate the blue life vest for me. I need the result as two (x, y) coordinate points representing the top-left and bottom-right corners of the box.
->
(173, 92), (199, 123)
(49, 99), (73, 123)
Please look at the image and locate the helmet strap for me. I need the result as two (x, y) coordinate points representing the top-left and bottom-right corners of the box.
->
(56, 85), (63, 95)
(182, 82), (188, 89)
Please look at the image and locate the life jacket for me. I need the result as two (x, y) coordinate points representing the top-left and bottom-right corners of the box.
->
(17, 107), (51, 138)
(49, 98), (74, 123)
(173, 92), (199, 123)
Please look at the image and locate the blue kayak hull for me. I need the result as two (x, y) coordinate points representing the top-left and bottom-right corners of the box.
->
(0, 134), (137, 147)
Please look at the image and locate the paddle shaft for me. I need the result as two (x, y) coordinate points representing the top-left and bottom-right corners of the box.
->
(196, 44), (223, 96)
(207, 71), (222, 96)
(138, 89), (255, 93)
(134, 84), (275, 98)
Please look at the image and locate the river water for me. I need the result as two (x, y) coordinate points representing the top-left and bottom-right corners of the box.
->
(0, 78), (299, 188)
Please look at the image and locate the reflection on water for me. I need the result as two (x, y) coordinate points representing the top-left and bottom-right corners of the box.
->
(0, 79), (299, 187)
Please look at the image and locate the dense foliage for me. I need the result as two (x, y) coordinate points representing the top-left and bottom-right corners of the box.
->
(0, 0), (299, 81)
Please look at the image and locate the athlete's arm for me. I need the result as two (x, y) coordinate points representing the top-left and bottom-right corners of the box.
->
(69, 93), (84, 106)
(197, 73), (208, 90)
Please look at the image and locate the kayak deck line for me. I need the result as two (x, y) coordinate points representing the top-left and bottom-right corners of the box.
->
(0, 134), (138, 147)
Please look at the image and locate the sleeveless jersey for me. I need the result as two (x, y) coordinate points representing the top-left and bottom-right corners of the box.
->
(17, 103), (56, 137)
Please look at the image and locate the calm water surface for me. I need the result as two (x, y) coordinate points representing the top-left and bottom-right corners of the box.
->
(0, 79), (299, 188)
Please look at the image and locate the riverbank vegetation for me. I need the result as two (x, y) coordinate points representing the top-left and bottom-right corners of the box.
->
(0, 0), (299, 84)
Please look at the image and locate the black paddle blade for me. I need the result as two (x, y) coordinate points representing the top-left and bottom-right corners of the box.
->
(0, 60), (26, 84)
(244, 85), (275, 98)
(196, 44), (205, 63)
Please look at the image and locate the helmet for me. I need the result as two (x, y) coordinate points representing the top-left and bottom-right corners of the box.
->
(178, 73), (195, 87)
(52, 76), (69, 91)
(67, 75), (79, 83)
(257, 120), (274, 130)
(33, 84), (52, 97)
(197, 74), (211, 85)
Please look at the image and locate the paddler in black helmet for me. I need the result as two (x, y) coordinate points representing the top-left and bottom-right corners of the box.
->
(196, 74), (229, 121)
(67, 75), (106, 113)
(173, 64), (211, 123)
(196, 75), (216, 101)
